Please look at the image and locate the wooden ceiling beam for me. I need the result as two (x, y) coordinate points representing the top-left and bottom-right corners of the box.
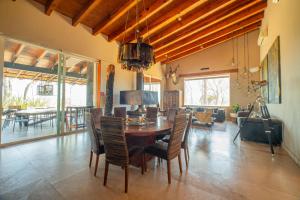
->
(156, 15), (263, 60)
(72, 0), (101, 26)
(32, 73), (41, 81)
(93, 0), (141, 35)
(32, 50), (48, 66)
(155, 10), (265, 57)
(123, 0), (203, 42)
(81, 66), (88, 74)
(107, 0), (174, 41)
(4, 61), (87, 79)
(153, 0), (266, 50)
(16, 70), (23, 78)
(48, 54), (58, 68)
(67, 61), (84, 73)
(149, 0), (237, 45)
(159, 22), (261, 63)
(47, 75), (57, 82)
(70, 79), (79, 85)
(45, 0), (61, 16)
(11, 44), (25, 63)
(179, 68), (238, 78)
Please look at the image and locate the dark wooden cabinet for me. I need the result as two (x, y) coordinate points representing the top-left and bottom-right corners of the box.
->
(163, 90), (182, 110)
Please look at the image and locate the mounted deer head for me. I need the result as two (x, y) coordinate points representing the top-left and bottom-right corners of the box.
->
(166, 65), (179, 85)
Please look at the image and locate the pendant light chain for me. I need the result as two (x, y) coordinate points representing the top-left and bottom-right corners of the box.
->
(247, 32), (251, 94)
(135, 0), (139, 40)
(247, 33), (250, 82)
(143, 0), (151, 44)
(118, 0), (155, 71)
(232, 37), (235, 66)
(243, 33), (247, 75)
(122, 10), (130, 44)
(236, 37), (239, 85)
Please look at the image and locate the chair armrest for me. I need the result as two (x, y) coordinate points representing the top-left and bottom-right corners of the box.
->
(237, 111), (250, 117)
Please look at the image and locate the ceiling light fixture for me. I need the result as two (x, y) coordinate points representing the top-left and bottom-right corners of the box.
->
(118, 0), (155, 72)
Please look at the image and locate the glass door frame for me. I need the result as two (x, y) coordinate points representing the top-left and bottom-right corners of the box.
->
(0, 36), (99, 146)
(0, 36), (4, 145)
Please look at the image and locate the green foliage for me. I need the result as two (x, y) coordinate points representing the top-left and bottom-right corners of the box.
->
(3, 77), (48, 109)
(3, 96), (48, 109)
(231, 104), (241, 113)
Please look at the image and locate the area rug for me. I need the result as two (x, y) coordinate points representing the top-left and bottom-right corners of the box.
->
(212, 122), (227, 132)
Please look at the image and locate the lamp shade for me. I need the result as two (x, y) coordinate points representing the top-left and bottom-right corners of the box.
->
(118, 42), (155, 71)
(249, 66), (260, 73)
(120, 90), (158, 105)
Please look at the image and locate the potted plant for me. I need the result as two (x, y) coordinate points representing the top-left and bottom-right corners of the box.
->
(230, 104), (240, 118)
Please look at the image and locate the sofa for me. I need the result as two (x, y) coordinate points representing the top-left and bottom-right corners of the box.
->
(187, 107), (226, 123)
(237, 111), (283, 145)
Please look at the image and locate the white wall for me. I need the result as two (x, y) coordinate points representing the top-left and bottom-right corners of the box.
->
(260, 0), (300, 165)
(166, 30), (260, 113)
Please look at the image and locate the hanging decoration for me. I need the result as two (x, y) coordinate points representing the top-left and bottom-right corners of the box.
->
(164, 55), (179, 85)
(118, 0), (155, 71)
(246, 33), (251, 95)
(231, 37), (236, 67)
(233, 37), (241, 88)
(233, 33), (258, 96)
(243, 33), (249, 77)
(37, 73), (54, 96)
(168, 64), (180, 85)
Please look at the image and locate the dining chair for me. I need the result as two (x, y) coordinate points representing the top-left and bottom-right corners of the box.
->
(114, 107), (127, 118)
(178, 108), (186, 114)
(13, 116), (29, 132)
(146, 107), (158, 121)
(2, 109), (16, 130)
(194, 111), (213, 132)
(155, 108), (177, 141)
(86, 112), (105, 176)
(144, 114), (187, 184)
(154, 108), (175, 141)
(162, 112), (193, 167)
(90, 108), (103, 125)
(100, 116), (144, 193)
(167, 108), (177, 122)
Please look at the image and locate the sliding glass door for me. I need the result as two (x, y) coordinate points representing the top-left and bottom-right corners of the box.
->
(62, 56), (94, 133)
(0, 37), (96, 145)
(1, 39), (60, 144)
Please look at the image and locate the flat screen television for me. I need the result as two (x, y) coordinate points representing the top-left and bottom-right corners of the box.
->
(120, 90), (158, 105)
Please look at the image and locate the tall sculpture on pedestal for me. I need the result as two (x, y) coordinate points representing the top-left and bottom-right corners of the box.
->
(105, 64), (115, 116)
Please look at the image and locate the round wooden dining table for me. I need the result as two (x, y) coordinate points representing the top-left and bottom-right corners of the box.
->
(95, 117), (172, 167)
(125, 117), (173, 137)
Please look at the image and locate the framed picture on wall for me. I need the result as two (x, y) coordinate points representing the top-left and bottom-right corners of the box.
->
(267, 36), (281, 104)
(261, 56), (269, 103)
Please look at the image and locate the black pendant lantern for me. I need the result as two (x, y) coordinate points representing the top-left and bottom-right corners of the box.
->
(118, 0), (155, 71)
(118, 39), (155, 71)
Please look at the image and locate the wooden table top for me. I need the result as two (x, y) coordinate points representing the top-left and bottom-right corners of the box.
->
(125, 117), (172, 137)
(95, 117), (172, 137)
(15, 108), (57, 116)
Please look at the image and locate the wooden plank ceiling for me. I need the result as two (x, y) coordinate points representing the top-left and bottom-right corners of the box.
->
(34, 0), (267, 64)
(4, 40), (88, 85)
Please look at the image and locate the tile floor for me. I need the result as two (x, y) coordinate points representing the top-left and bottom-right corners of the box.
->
(0, 122), (300, 200)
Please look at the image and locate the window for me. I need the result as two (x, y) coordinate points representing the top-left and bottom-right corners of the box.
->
(184, 76), (230, 106)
